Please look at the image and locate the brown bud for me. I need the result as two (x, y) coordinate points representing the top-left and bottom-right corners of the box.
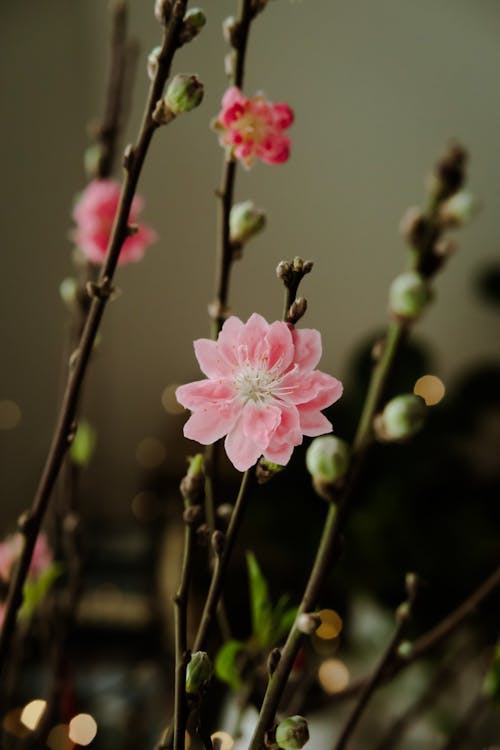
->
(288, 297), (307, 324)
(399, 206), (428, 246)
(216, 503), (233, 526)
(212, 530), (225, 556)
(196, 524), (211, 546)
(183, 504), (204, 526)
(267, 647), (281, 676)
(276, 260), (292, 284)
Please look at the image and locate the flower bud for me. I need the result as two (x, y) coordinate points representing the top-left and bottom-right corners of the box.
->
(179, 8), (206, 44)
(185, 651), (213, 694)
(399, 206), (427, 246)
(306, 436), (350, 484)
(154, 0), (173, 24)
(296, 612), (321, 635)
(276, 716), (310, 750)
(224, 51), (236, 78)
(256, 458), (284, 484)
(397, 640), (413, 659)
(147, 46), (161, 81)
(163, 74), (204, 115)
(229, 201), (266, 245)
(180, 454), (204, 502)
(377, 394), (427, 441)
(439, 191), (478, 227)
(388, 271), (432, 320)
(222, 16), (238, 45)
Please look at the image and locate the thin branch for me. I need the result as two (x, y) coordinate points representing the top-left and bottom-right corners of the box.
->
(173, 521), (195, 750)
(0, 0), (189, 678)
(333, 585), (418, 750)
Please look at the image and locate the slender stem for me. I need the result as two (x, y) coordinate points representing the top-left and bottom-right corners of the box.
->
(194, 470), (253, 651)
(0, 0), (188, 678)
(333, 593), (416, 750)
(212, 0), (255, 334)
(173, 522), (195, 750)
(332, 564), (500, 701)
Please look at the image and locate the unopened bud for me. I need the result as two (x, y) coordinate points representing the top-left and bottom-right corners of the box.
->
(196, 523), (211, 546)
(222, 16), (238, 45)
(229, 201), (266, 245)
(216, 503), (233, 526)
(276, 716), (310, 750)
(183, 504), (204, 526)
(389, 271), (432, 320)
(224, 51), (236, 78)
(180, 454), (204, 502)
(433, 236), (457, 259)
(399, 206), (427, 246)
(147, 46), (161, 81)
(288, 297), (307, 323)
(306, 436), (350, 484)
(430, 142), (467, 201)
(439, 191), (478, 227)
(84, 143), (104, 179)
(276, 261), (292, 284)
(180, 8), (206, 45)
(154, 0), (173, 24)
(185, 651), (213, 694)
(405, 572), (419, 597)
(296, 612), (321, 635)
(164, 74), (204, 115)
(377, 394), (427, 441)
(212, 530), (225, 556)
(60, 277), (79, 308)
(397, 640), (413, 659)
(267, 647), (281, 676)
(396, 601), (410, 624)
(256, 458), (285, 485)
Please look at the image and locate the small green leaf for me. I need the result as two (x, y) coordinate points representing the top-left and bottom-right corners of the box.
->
(70, 420), (97, 467)
(19, 563), (63, 621)
(246, 551), (273, 648)
(214, 640), (246, 690)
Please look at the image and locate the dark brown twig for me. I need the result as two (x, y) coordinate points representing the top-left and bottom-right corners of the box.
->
(0, 0), (189, 679)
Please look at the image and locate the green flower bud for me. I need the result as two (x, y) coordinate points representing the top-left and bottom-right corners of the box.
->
(389, 271), (432, 320)
(180, 454), (204, 502)
(163, 74), (204, 115)
(440, 191), (478, 227)
(379, 394), (427, 441)
(397, 640), (413, 659)
(60, 278), (79, 308)
(180, 8), (206, 44)
(69, 420), (97, 467)
(147, 46), (161, 81)
(306, 436), (350, 484)
(229, 201), (266, 245)
(185, 651), (213, 695)
(276, 716), (310, 750)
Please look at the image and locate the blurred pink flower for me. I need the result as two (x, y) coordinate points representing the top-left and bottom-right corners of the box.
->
(176, 314), (342, 472)
(72, 179), (157, 265)
(213, 87), (294, 168)
(0, 532), (53, 582)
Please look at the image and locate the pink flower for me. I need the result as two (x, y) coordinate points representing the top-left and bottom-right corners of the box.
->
(213, 87), (294, 168)
(0, 532), (53, 582)
(176, 314), (343, 472)
(72, 179), (157, 265)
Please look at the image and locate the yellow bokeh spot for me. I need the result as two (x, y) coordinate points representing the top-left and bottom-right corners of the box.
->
(135, 437), (166, 469)
(20, 699), (47, 730)
(316, 609), (343, 640)
(68, 714), (97, 746)
(161, 384), (185, 415)
(211, 731), (235, 750)
(413, 375), (445, 406)
(318, 658), (350, 694)
(0, 400), (21, 430)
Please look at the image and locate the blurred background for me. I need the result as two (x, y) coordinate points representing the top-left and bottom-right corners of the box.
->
(0, 1), (499, 748)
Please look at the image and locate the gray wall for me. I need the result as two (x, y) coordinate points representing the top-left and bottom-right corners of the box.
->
(1, 1), (499, 521)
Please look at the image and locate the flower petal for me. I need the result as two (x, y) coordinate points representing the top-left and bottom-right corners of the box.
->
(292, 328), (322, 371)
(298, 409), (333, 437)
(242, 401), (281, 448)
(183, 401), (240, 445)
(176, 379), (235, 410)
(225, 418), (262, 471)
(240, 313), (270, 365)
(263, 404), (302, 467)
(194, 339), (233, 378)
(298, 373), (343, 411)
(265, 321), (294, 373)
(217, 316), (245, 367)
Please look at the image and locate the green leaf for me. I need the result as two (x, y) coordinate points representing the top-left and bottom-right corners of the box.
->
(246, 551), (273, 648)
(19, 563), (63, 621)
(214, 640), (246, 690)
(70, 420), (97, 467)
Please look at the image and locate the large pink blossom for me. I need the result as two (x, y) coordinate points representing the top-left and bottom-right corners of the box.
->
(0, 532), (53, 583)
(71, 179), (157, 265)
(176, 314), (343, 472)
(212, 87), (294, 168)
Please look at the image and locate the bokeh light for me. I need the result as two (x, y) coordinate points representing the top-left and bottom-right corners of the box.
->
(68, 714), (98, 745)
(2, 708), (30, 739)
(47, 724), (73, 750)
(318, 658), (350, 694)
(211, 731), (235, 750)
(0, 400), (21, 430)
(20, 699), (47, 730)
(316, 608), (343, 640)
(135, 437), (166, 469)
(161, 384), (185, 415)
(131, 491), (162, 522)
(413, 374), (445, 406)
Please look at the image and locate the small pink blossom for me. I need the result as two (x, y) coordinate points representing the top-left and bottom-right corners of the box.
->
(213, 87), (294, 168)
(0, 532), (53, 583)
(71, 179), (157, 265)
(176, 314), (342, 472)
